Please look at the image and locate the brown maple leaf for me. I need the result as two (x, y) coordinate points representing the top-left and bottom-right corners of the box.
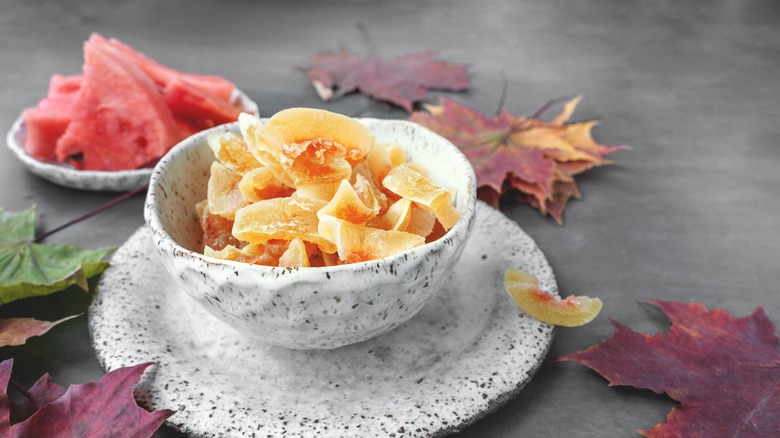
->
(409, 96), (625, 223)
(0, 316), (78, 347)
(298, 47), (471, 111)
(559, 300), (780, 437)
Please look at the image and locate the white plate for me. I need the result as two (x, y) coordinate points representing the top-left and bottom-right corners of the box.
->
(6, 89), (258, 192)
(88, 203), (557, 437)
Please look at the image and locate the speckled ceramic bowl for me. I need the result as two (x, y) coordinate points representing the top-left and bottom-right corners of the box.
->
(144, 118), (477, 350)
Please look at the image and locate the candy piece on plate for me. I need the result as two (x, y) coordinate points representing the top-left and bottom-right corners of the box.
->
(504, 268), (602, 327)
(55, 40), (181, 170)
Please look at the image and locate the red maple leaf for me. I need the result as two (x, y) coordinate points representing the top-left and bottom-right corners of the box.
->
(299, 47), (471, 111)
(410, 96), (625, 223)
(559, 300), (780, 437)
(0, 360), (174, 436)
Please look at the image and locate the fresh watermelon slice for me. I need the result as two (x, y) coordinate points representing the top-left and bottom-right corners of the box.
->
(55, 40), (181, 170)
(89, 33), (235, 102)
(164, 76), (243, 130)
(174, 116), (202, 139)
(22, 75), (82, 161)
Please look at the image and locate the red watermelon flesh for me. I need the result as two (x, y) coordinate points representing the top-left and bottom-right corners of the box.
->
(22, 75), (83, 161)
(164, 76), (243, 129)
(174, 116), (202, 139)
(55, 41), (181, 170)
(90, 33), (236, 102)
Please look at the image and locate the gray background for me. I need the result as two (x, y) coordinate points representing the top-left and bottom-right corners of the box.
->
(1, 0), (779, 436)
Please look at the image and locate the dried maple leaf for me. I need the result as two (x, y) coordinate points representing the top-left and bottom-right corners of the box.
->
(0, 359), (174, 436)
(0, 315), (78, 348)
(299, 47), (471, 111)
(409, 97), (625, 223)
(0, 207), (114, 304)
(559, 300), (780, 437)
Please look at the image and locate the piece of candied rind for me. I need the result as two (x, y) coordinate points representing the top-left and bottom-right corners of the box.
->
(255, 107), (373, 164)
(367, 198), (412, 231)
(293, 181), (341, 202)
(382, 164), (460, 230)
(318, 180), (377, 225)
(238, 167), (294, 203)
(504, 268), (603, 327)
(207, 161), (249, 219)
(233, 197), (336, 254)
(279, 238), (311, 268)
(200, 204), (240, 251)
(207, 130), (260, 175)
(318, 214), (425, 263)
(408, 203), (437, 237)
(351, 172), (387, 215)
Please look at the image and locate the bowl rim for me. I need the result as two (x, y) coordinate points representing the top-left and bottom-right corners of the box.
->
(144, 116), (477, 274)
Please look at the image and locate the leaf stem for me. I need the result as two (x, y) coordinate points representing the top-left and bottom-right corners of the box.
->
(33, 185), (148, 243)
(530, 98), (566, 120)
(356, 22), (376, 55)
(496, 69), (508, 116)
(8, 378), (38, 408)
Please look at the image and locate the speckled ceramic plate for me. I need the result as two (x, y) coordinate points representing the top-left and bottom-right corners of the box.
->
(88, 202), (556, 437)
(6, 89), (257, 191)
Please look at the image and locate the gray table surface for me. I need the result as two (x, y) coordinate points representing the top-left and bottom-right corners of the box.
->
(2, 0), (779, 436)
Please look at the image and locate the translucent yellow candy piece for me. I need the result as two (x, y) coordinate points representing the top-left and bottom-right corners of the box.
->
(366, 142), (393, 186)
(318, 180), (377, 225)
(233, 197), (336, 254)
(240, 109), (371, 187)
(238, 167), (294, 203)
(279, 238), (310, 268)
(207, 131), (260, 175)
(293, 182), (341, 202)
(406, 203), (437, 237)
(204, 244), (244, 261)
(207, 161), (249, 220)
(367, 198), (412, 231)
(351, 173), (387, 215)
(381, 164), (460, 230)
(318, 214), (425, 263)
(206, 240), (291, 266)
(284, 145), (353, 187)
(255, 108), (373, 164)
(387, 143), (405, 168)
(239, 113), (295, 187)
(504, 269), (603, 327)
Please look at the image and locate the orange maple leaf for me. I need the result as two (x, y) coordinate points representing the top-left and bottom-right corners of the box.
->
(410, 96), (626, 223)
